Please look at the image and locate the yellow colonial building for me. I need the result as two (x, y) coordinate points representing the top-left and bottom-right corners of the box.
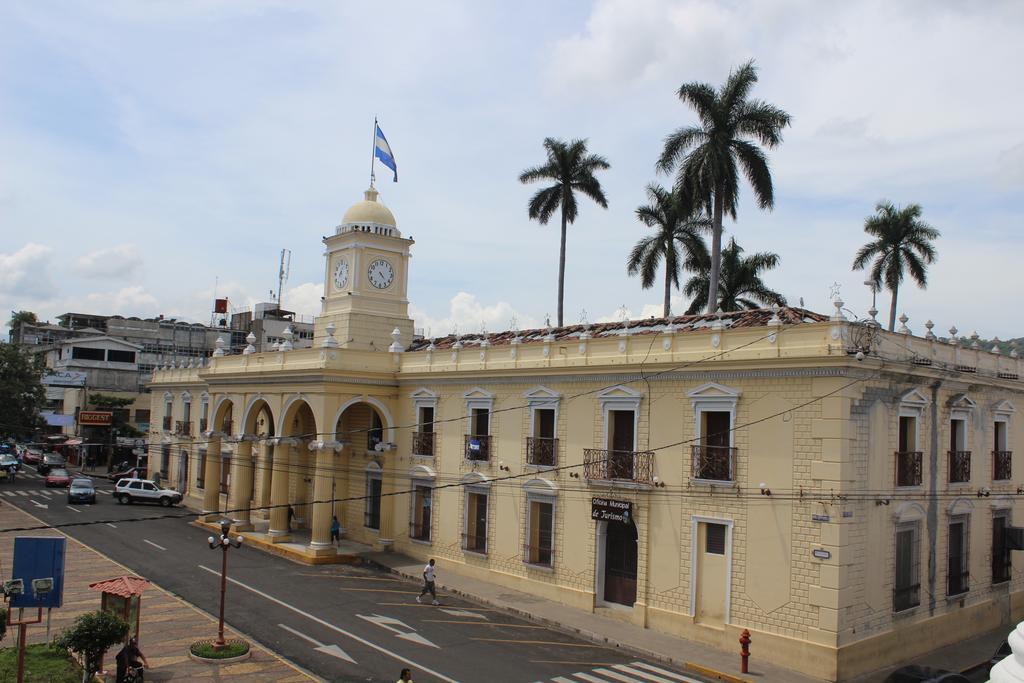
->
(148, 187), (1024, 681)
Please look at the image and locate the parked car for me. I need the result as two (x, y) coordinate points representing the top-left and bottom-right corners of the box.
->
(37, 453), (66, 475)
(67, 478), (97, 504)
(113, 478), (182, 507)
(22, 449), (43, 465)
(0, 453), (20, 472)
(45, 468), (72, 488)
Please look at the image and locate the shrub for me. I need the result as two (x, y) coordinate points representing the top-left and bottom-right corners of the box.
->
(55, 610), (128, 683)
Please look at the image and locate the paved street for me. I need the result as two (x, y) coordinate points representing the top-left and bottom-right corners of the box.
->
(0, 470), (706, 683)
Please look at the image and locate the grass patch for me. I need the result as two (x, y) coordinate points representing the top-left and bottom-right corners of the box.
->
(190, 638), (249, 659)
(0, 643), (82, 683)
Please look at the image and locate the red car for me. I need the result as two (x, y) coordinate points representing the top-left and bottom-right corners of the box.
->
(22, 450), (43, 465)
(45, 468), (71, 488)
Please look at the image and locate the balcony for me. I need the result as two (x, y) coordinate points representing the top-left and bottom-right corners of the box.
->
(948, 450), (971, 484)
(412, 431), (435, 457)
(465, 434), (491, 462)
(199, 418), (208, 433)
(526, 437), (558, 467)
(162, 416), (172, 431)
(994, 450), (1012, 481)
(896, 451), (923, 487)
(691, 445), (737, 482)
(583, 448), (654, 485)
(175, 421), (192, 437)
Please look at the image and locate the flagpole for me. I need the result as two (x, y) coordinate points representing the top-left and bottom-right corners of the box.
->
(369, 117), (377, 187)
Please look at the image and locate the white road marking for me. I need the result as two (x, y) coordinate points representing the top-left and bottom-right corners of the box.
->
(629, 662), (701, 682)
(66, 506), (81, 513)
(277, 623), (357, 664)
(16, 491), (29, 496)
(197, 565), (458, 683)
(553, 678), (577, 683)
(2, 491), (15, 497)
(143, 540), (167, 551)
(106, 523), (117, 528)
(573, 673), (617, 683)
(357, 613), (438, 648)
(611, 664), (675, 683)
(593, 668), (645, 683)
(439, 608), (488, 620)
(31, 500), (48, 509)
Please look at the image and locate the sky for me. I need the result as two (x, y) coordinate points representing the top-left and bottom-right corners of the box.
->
(2, 1), (1022, 339)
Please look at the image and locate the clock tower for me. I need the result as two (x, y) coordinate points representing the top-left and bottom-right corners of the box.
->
(316, 186), (415, 351)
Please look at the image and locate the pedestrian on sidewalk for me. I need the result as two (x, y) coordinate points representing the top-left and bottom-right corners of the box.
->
(115, 636), (149, 683)
(416, 558), (439, 605)
(287, 504), (295, 531)
(330, 515), (341, 546)
(397, 668), (413, 682)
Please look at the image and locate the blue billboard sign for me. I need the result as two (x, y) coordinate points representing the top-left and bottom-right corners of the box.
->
(10, 537), (66, 609)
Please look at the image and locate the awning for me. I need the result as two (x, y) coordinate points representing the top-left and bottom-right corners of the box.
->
(88, 576), (151, 598)
(41, 412), (75, 427)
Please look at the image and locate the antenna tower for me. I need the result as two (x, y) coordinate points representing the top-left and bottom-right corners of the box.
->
(277, 249), (291, 309)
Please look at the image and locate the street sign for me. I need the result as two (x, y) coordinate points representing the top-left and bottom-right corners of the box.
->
(591, 497), (632, 523)
(10, 537), (66, 608)
(78, 411), (113, 426)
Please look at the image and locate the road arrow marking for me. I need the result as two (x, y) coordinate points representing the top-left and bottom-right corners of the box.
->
(439, 608), (488, 620)
(31, 500), (48, 509)
(66, 506), (81, 513)
(277, 623), (357, 664)
(197, 566), (456, 682)
(357, 614), (439, 648)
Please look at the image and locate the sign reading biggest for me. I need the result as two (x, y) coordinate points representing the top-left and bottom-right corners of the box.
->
(78, 411), (113, 426)
(591, 497), (632, 523)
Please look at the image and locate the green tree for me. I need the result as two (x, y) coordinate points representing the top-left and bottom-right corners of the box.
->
(7, 310), (37, 328)
(519, 137), (611, 327)
(683, 237), (786, 314)
(657, 60), (791, 314)
(852, 201), (940, 332)
(55, 609), (128, 683)
(0, 342), (46, 439)
(626, 184), (710, 317)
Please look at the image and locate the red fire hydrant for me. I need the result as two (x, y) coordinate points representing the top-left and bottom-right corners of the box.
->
(739, 628), (752, 673)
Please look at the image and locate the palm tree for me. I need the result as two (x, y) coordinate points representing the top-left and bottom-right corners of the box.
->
(852, 201), (940, 331)
(520, 138), (610, 327)
(657, 60), (791, 314)
(626, 184), (710, 317)
(683, 237), (786, 314)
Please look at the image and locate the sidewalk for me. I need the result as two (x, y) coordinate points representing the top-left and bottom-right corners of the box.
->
(367, 551), (823, 683)
(0, 501), (313, 682)
(192, 518), (376, 566)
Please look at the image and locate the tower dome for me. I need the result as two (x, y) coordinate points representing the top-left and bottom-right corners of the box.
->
(339, 186), (398, 235)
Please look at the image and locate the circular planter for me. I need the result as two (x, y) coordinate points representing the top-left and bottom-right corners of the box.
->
(189, 638), (251, 663)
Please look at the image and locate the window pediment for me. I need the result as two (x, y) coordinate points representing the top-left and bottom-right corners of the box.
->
(899, 388), (930, 412)
(524, 386), (561, 405)
(365, 460), (383, 474)
(686, 382), (742, 400)
(892, 501), (926, 523)
(993, 399), (1016, 417)
(460, 471), (490, 486)
(947, 394), (977, 411)
(409, 464), (436, 480)
(597, 385), (641, 400)
(463, 387), (494, 400)
(523, 477), (558, 494)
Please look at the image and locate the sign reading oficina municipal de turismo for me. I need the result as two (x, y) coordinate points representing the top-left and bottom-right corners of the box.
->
(591, 497), (632, 523)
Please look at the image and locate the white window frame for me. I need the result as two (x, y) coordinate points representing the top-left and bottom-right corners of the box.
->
(364, 461), (383, 531)
(686, 383), (742, 448)
(899, 388), (930, 451)
(523, 478), (557, 569)
(525, 386), (560, 469)
(894, 520), (922, 612)
(410, 388), (438, 457)
(409, 465), (436, 544)
(597, 386), (642, 451)
(947, 513), (970, 597)
(461, 472), (490, 555)
(464, 387), (494, 435)
(688, 515), (734, 623)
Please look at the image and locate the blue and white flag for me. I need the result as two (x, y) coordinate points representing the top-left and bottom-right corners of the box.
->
(374, 123), (398, 182)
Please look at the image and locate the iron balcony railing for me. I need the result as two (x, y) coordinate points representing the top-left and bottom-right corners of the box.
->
(526, 437), (558, 467)
(175, 421), (192, 437)
(948, 450), (971, 484)
(162, 416), (172, 431)
(412, 431), (435, 457)
(691, 445), (737, 482)
(523, 543), (553, 567)
(582, 448), (654, 485)
(462, 532), (487, 554)
(465, 434), (491, 462)
(199, 418), (208, 433)
(994, 450), (1013, 481)
(896, 451), (923, 487)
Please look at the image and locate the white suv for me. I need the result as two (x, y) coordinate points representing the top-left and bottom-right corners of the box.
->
(114, 478), (183, 507)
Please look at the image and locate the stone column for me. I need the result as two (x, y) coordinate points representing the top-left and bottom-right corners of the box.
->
(377, 458), (395, 551)
(268, 438), (296, 542)
(229, 437), (256, 531)
(255, 441), (273, 520)
(308, 441), (342, 555)
(201, 435), (223, 521)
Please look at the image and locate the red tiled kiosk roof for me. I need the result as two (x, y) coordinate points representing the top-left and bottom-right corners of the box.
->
(88, 575), (151, 598)
(407, 306), (829, 351)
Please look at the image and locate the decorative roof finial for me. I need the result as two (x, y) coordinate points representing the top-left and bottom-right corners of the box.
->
(213, 335), (227, 357)
(321, 322), (339, 349)
(897, 313), (910, 335)
(280, 325), (294, 352)
(992, 337), (1002, 355)
(243, 331), (257, 355)
(388, 327), (404, 353)
(924, 320), (935, 340)
(948, 326), (959, 345)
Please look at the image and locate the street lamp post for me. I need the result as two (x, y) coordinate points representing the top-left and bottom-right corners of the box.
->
(864, 279), (879, 325)
(207, 520), (242, 650)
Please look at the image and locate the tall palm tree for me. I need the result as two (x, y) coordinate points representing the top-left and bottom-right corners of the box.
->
(683, 237), (786, 314)
(852, 201), (940, 331)
(520, 137), (610, 327)
(626, 184), (710, 317)
(657, 60), (791, 314)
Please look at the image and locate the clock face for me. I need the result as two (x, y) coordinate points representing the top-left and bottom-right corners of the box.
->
(367, 258), (395, 289)
(333, 259), (349, 290)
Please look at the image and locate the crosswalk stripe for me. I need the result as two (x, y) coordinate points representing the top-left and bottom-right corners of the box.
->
(553, 678), (577, 683)
(573, 673), (617, 683)
(610, 665), (674, 683)
(628, 663), (699, 683)
(593, 668), (645, 683)
(2, 491), (15, 497)
(16, 491), (29, 496)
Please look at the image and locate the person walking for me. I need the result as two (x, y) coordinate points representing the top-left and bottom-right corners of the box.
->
(115, 636), (149, 683)
(287, 504), (295, 531)
(330, 515), (341, 546)
(416, 558), (438, 605)
(397, 668), (413, 682)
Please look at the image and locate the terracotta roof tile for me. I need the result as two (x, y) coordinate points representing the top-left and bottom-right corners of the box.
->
(88, 575), (151, 598)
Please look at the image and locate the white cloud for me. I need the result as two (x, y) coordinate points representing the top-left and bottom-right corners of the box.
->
(71, 244), (142, 279)
(0, 243), (56, 299)
(411, 293), (539, 338)
(281, 282), (323, 319)
(76, 285), (160, 316)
